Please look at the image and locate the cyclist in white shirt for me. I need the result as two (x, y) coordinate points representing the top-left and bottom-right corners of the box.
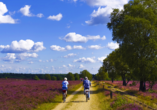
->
(62, 77), (69, 97)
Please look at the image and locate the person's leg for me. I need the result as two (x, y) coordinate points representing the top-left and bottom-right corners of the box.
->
(88, 90), (90, 99)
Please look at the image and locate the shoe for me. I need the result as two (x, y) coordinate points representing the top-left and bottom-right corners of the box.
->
(88, 98), (90, 100)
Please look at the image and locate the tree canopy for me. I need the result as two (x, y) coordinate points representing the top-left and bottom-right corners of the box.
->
(80, 70), (92, 80)
(107, 0), (157, 91)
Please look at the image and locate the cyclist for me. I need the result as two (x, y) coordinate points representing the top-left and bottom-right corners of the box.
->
(62, 77), (69, 97)
(83, 76), (91, 100)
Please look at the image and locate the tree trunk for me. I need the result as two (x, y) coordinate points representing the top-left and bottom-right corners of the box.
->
(122, 76), (127, 86)
(139, 80), (146, 91)
(112, 78), (114, 83)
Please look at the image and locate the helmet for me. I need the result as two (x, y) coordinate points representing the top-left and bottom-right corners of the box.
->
(85, 76), (88, 80)
(64, 77), (67, 81)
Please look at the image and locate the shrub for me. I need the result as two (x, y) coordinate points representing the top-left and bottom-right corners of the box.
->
(51, 76), (57, 80)
(33, 75), (40, 80)
(45, 74), (51, 80)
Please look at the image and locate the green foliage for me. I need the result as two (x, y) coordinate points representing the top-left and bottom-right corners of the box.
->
(107, 0), (157, 90)
(45, 74), (51, 80)
(96, 66), (109, 80)
(74, 73), (80, 80)
(57, 75), (63, 80)
(110, 96), (131, 108)
(80, 70), (92, 80)
(33, 75), (40, 80)
(67, 72), (75, 81)
(51, 76), (57, 80)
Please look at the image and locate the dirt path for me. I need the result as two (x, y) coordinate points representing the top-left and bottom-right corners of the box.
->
(52, 81), (101, 110)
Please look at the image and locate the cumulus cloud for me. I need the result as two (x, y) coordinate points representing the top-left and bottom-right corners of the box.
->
(73, 45), (85, 50)
(64, 53), (77, 58)
(2, 53), (16, 61)
(85, 0), (129, 25)
(50, 45), (66, 51)
(63, 65), (67, 67)
(16, 53), (38, 61)
(20, 5), (33, 17)
(0, 39), (46, 53)
(74, 57), (95, 63)
(102, 36), (106, 40)
(88, 45), (103, 49)
(37, 13), (44, 18)
(62, 32), (106, 42)
(52, 66), (55, 70)
(0, 2), (16, 24)
(98, 56), (106, 62)
(107, 42), (119, 50)
(39, 60), (42, 62)
(63, 32), (87, 43)
(68, 64), (75, 67)
(79, 64), (84, 68)
(66, 45), (72, 50)
(47, 13), (63, 21)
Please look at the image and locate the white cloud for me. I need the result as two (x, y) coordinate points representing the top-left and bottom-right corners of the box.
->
(16, 53), (38, 60)
(50, 45), (66, 51)
(88, 45), (102, 49)
(39, 59), (42, 62)
(62, 32), (106, 42)
(20, 5), (33, 17)
(37, 13), (44, 18)
(73, 0), (77, 2)
(102, 36), (106, 40)
(1, 65), (4, 67)
(29, 61), (33, 64)
(107, 42), (119, 49)
(64, 53), (77, 58)
(68, 64), (75, 67)
(52, 66), (55, 70)
(66, 45), (72, 50)
(87, 35), (100, 40)
(79, 64), (84, 68)
(47, 13), (63, 21)
(0, 39), (46, 53)
(63, 65), (67, 67)
(49, 59), (53, 62)
(85, 0), (129, 25)
(74, 57), (95, 63)
(73, 45), (85, 49)
(2, 53), (16, 61)
(98, 56), (106, 62)
(63, 32), (87, 43)
(0, 2), (16, 24)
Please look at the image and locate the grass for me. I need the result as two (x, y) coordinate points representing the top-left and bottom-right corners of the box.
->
(34, 83), (82, 110)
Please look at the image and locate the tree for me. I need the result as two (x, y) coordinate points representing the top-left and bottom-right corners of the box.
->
(74, 73), (80, 80)
(33, 75), (40, 80)
(51, 76), (57, 80)
(45, 74), (51, 80)
(96, 66), (109, 80)
(107, 0), (157, 91)
(67, 72), (75, 81)
(80, 70), (92, 80)
(57, 75), (63, 80)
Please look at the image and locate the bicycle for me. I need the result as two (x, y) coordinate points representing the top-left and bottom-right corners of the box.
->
(85, 89), (90, 102)
(62, 90), (67, 103)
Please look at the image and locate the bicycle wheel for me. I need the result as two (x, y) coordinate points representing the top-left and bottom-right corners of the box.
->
(63, 93), (66, 103)
(86, 93), (88, 102)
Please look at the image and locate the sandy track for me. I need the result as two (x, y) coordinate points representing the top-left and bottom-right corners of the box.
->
(52, 81), (100, 110)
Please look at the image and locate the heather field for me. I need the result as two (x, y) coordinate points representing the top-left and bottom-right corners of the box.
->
(104, 81), (157, 100)
(0, 79), (81, 110)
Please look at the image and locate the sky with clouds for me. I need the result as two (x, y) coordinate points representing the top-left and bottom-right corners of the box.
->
(0, 0), (129, 74)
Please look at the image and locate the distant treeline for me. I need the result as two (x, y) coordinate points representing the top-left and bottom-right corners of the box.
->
(0, 70), (94, 81)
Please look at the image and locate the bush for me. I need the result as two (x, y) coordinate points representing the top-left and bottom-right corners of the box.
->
(51, 76), (57, 80)
(45, 74), (51, 80)
(129, 81), (136, 86)
(33, 75), (40, 80)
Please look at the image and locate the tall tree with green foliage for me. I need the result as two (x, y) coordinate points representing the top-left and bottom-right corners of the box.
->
(74, 73), (80, 80)
(80, 70), (92, 80)
(96, 66), (109, 80)
(107, 0), (157, 91)
(33, 75), (40, 80)
(45, 74), (51, 80)
(67, 72), (75, 81)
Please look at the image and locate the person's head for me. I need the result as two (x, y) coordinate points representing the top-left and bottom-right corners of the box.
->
(85, 76), (88, 80)
(64, 77), (67, 81)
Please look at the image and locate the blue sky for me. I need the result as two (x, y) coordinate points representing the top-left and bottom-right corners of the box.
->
(0, 0), (129, 74)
